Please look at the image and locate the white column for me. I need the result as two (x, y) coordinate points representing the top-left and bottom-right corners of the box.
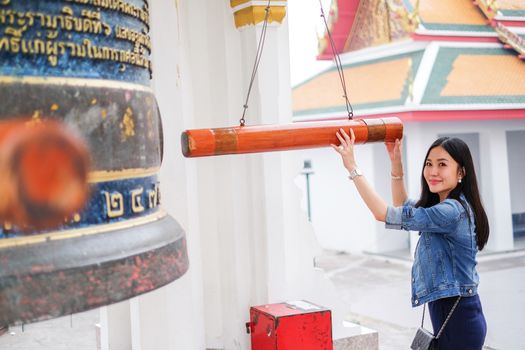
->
(104, 1), (353, 349)
(479, 130), (514, 251)
(404, 123), (435, 256)
(231, 7), (350, 343)
(102, 0), (208, 349)
(99, 303), (131, 350)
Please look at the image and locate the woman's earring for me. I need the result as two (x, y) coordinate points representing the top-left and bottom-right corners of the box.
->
(458, 178), (462, 183)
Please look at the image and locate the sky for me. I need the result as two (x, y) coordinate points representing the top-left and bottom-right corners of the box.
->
(287, 0), (333, 86)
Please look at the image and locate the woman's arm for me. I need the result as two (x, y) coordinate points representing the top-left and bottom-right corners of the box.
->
(385, 139), (408, 207)
(353, 173), (388, 222)
(332, 128), (388, 222)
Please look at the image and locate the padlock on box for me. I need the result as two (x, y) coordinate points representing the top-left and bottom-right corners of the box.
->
(246, 300), (333, 350)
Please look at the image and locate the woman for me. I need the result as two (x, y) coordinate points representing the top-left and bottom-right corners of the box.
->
(332, 129), (488, 349)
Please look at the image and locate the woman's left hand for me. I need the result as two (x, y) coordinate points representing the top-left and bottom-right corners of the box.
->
(331, 128), (357, 172)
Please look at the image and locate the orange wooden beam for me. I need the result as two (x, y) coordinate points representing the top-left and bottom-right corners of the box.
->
(181, 117), (403, 157)
(0, 119), (90, 229)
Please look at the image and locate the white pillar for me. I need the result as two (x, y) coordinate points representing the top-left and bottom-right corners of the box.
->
(102, 0), (208, 349)
(479, 130), (514, 251)
(404, 123), (435, 256)
(104, 1), (352, 348)
(99, 303), (131, 350)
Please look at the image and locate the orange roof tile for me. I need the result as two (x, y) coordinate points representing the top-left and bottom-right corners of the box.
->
(293, 57), (411, 112)
(441, 54), (525, 96)
(410, 0), (486, 25)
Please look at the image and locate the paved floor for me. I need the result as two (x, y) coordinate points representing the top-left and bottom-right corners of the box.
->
(0, 309), (99, 350)
(1, 250), (524, 349)
(315, 250), (525, 350)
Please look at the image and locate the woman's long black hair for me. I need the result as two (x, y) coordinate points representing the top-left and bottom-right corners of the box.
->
(415, 137), (489, 250)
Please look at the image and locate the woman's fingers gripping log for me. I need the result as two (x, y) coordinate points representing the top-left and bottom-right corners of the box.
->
(331, 128), (357, 172)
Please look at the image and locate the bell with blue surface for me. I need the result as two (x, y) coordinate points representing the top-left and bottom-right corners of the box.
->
(0, 0), (188, 325)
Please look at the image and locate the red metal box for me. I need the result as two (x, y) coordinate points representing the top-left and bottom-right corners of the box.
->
(247, 300), (332, 350)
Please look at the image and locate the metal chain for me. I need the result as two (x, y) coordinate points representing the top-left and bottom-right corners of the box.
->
(435, 296), (461, 339)
(240, 0), (272, 127)
(421, 296), (461, 339)
(318, 0), (354, 119)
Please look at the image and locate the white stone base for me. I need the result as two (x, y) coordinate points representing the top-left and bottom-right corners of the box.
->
(333, 321), (378, 350)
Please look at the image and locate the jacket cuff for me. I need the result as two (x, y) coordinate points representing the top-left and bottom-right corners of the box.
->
(385, 206), (403, 230)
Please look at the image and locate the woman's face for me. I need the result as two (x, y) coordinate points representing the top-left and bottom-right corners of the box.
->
(423, 146), (463, 202)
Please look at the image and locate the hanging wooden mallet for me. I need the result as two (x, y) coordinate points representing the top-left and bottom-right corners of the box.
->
(181, 117), (403, 157)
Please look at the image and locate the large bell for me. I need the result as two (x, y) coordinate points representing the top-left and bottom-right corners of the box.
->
(0, 0), (189, 325)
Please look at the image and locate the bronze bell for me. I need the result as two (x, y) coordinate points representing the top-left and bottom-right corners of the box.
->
(0, 0), (189, 325)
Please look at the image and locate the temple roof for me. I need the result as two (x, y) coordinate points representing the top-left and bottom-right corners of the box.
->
(297, 0), (525, 122)
(422, 47), (525, 104)
(488, 0), (525, 18)
(413, 0), (488, 31)
(318, 0), (525, 60)
(293, 44), (525, 121)
(294, 49), (421, 116)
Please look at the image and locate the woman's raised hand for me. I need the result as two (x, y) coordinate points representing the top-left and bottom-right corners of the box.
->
(331, 128), (357, 172)
(385, 138), (403, 177)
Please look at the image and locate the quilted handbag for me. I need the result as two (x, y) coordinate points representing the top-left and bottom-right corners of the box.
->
(410, 297), (461, 350)
(410, 326), (437, 350)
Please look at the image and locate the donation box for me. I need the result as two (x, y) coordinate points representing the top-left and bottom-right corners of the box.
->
(247, 301), (333, 350)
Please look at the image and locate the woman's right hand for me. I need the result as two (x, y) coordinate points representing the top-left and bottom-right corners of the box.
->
(385, 138), (403, 177)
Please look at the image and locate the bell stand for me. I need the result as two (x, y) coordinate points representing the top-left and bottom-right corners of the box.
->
(180, 0), (403, 158)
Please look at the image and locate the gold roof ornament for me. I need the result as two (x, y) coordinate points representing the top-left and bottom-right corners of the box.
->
(386, 0), (420, 34)
(317, 0), (339, 56)
(475, 0), (498, 20)
(495, 23), (525, 58)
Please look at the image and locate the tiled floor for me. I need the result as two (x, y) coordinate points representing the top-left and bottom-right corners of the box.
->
(1, 249), (524, 349)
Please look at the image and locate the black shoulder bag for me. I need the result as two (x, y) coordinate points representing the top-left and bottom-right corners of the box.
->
(410, 296), (461, 350)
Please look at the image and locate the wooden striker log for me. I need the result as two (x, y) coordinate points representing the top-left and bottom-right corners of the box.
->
(181, 117), (403, 157)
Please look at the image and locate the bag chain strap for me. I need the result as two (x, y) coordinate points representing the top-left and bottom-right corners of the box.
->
(421, 296), (462, 339)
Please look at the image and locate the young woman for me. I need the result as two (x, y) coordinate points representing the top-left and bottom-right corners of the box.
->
(332, 129), (488, 349)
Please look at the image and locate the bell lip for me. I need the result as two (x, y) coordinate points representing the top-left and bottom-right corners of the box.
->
(0, 214), (189, 326)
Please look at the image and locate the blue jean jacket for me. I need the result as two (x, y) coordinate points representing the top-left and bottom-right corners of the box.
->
(386, 194), (480, 307)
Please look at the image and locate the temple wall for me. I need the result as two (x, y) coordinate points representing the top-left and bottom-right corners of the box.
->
(303, 119), (524, 255)
(506, 130), (525, 214)
(100, 1), (351, 349)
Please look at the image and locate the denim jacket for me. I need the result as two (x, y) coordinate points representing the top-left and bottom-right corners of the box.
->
(385, 194), (479, 307)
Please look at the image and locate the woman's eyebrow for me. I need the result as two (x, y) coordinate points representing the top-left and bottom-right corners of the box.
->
(426, 158), (449, 162)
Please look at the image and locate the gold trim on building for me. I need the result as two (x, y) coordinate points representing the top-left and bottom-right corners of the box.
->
(475, 0), (498, 20)
(230, 1), (287, 28)
(0, 76), (154, 93)
(495, 23), (525, 56)
(88, 167), (160, 183)
(0, 210), (167, 249)
(317, 0), (339, 56)
(387, 0), (420, 33)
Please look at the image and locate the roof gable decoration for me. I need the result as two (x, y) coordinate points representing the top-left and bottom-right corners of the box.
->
(474, 0), (525, 21)
(317, 0), (361, 59)
(495, 23), (525, 58)
(474, 0), (498, 20)
(317, 0), (338, 57)
(343, 0), (413, 52)
(386, 0), (420, 33)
